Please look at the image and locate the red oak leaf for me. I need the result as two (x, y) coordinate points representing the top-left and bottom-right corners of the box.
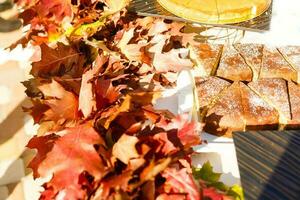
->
(79, 56), (107, 118)
(98, 94), (132, 129)
(140, 158), (171, 182)
(156, 194), (187, 200)
(153, 132), (178, 155)
(23, 99), (50, 124)
(36, 0), (73, 22)
(31, 43), (84, 78)
(152, 48), (193, 73)
(27, 123), (107, 198)
(95, 77), (126, 110)
(41, 170), (87, 200)
(16, 2), (209, 199)
(148, 20), (169, 36)
(94, 170), (132, 199)
(158, 115), (201, 149)
(203, 188), (227, 200)
(26, 134), (59, 177)
(162, 168), (201, 200)
(117, 28), (148, 62)
(79, 69), (97, 118)
(171, 115), (201, 147)
(141, 180), (155, 200)
(38, 80), (79, 121)
(168, 22), (198, 46)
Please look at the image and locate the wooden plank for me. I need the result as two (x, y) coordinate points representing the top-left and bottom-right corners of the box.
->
(233, 131), (300, 200)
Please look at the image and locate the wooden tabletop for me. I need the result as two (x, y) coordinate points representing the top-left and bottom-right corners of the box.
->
(233, 130), (300, 200)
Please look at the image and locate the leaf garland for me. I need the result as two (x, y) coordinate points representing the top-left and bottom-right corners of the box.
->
(14, 0), (244, 199)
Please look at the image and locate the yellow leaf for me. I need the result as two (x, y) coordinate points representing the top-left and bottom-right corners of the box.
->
(104, 0), (131, 14)
(112, 134), (139, 164)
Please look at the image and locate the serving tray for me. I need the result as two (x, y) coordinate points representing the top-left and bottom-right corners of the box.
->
(152, 70), (240, 186)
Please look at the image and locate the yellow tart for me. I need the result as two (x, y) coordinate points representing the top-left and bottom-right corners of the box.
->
(157, 0), (271, 24)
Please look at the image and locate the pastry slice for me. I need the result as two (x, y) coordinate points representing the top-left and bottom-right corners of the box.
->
(234, 43), (263, 81)
(204, 82), (245, 137)
(286, 81), (300, 129)
(260, 45), (297, 82)
(189, 43), (223, 77)
(248, 78), (291, 127)
(195, 76), (231, 118)
(239, 82), (279, 130)
(217, 45), (253, 81)
(278, 46), (300, 83)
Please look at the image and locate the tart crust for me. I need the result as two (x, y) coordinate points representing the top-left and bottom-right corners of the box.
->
(157, 0), (271, 24)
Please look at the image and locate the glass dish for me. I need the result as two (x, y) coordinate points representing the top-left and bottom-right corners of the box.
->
(157, 0), (272, 24)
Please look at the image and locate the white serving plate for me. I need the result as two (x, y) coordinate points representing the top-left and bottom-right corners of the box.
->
(155, 70), (240, 186)
(178, 70), (240, 185)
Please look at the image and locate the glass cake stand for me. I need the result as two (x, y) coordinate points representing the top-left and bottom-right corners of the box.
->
(157, 0), (272, 24)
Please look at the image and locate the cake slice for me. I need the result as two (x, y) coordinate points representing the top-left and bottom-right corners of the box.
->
(239, 82), (279, 130)
(248, 78), (291, 127)
(216, 45), (253, 81)
(204, 82), (245, 137)
(189, 43), (223, 77)
(278, 46), (300, 83)
(195, 76), (231, 118)
(286, 81), (300, 129)
(234, 43), (263, 81)
(260, 45), (297, 82)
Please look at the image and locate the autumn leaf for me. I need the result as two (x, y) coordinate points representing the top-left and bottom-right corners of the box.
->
(79, 56), (107, 118)
(16, 0), (74, 44)
(158, 114), (201, 149)
(203, 188), (226, 200)
(95, 77), (126, 110)
(153, 132), (178, 155)
(141, 181), (155, 200)
(99, 94), (132, 129)
(22, 78), (43, 98)
(156, 194), (187, 200)
(140, 158), (171, 182)
(36, 0), (73, 22)
(26, 133), (59, 177)
(193, 162), (244, 200)
(152, 48), (194, 73)
(31, 43), (84, 78)
(129, 92), (162, 105)
(112, 134), (139, 164)
(66, 0), (131, 38)
(161, 168), (201, 200)
(14, 1), (238, 199)
(148, 20), (169, 36)
(27, 123), (107, 178)
(117, 28), (147, 62)
(66, 20), (106, 38)
(15, 0), (37, 7)
(168, 22), (199, 46)
(41, 170), (88, 200)
(227, 185), (244, 200)
(79, 71), (97, 118)
(193, 162), (222, 183)
(27, 123), (107, 197)
(38, 80), (79, 121)
(23, 99), (50, 124)
(104, 0), (131, 14)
